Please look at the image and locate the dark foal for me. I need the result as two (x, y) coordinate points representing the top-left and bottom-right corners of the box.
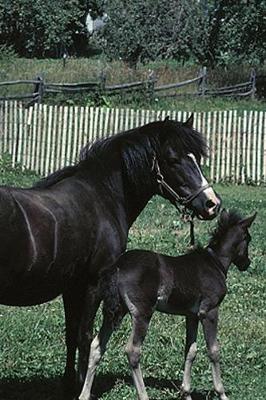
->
(79, 210), (256, 400)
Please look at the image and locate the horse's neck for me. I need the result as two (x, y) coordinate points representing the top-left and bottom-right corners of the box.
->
(84, 163), (154, 228)
(124, 190), (154, 227)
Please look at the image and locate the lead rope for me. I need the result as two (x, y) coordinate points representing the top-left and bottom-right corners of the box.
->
(181, 210), (195, 246)
(190, 218), (195, 246)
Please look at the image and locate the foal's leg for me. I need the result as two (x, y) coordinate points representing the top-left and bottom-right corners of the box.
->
(79, 311), (118, 400)
(78, 282), (102, 388)
(125, 315), (152, 400)
(202, 308), (229, 400)
(181, 316), (199, 400)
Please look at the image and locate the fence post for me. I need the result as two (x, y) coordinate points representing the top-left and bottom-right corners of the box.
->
(198, 66), (207, 96)
(146, 70), (156, 102)
(34, 75), (44, 104)
(250, 68), (256, 99)
(99, 71), (106, 93)
(96, 71), (106, 105)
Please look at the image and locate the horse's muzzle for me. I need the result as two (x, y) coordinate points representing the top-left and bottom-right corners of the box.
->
(192, 188), (221, 220)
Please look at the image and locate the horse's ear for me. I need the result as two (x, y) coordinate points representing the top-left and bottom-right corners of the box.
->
(238, 212), (257, 228)
(184, 114), (194, 128)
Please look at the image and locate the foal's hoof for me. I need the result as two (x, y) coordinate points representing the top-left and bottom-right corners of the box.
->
(180, 385), (192, 400)
(197, 309), (207, 320)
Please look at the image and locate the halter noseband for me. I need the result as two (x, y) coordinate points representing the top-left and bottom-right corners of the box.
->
(151, 155), (210, 246)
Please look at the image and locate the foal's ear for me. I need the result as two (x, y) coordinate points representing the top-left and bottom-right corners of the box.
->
(238, 212), (257, 229)
(220, 208), (229, 222)
(184, 114), (194, 128)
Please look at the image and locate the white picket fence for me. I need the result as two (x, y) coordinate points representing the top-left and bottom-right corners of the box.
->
(0, 101), (265, 184)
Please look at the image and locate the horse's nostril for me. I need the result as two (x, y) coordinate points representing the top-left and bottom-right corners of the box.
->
(206, 199), (215, 209)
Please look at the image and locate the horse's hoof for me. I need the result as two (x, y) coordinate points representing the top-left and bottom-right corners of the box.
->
(62, 371), (78, 400)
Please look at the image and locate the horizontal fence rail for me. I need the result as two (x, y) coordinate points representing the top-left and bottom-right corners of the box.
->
(0, 68), (256, 105)
(0, 101), (265, 184)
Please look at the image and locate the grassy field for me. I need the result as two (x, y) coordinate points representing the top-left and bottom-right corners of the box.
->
(0, 168), (265, 400)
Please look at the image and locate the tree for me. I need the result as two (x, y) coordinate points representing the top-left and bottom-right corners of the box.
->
(97, 0), (266, 67)
(0, 0), (88, 57)
(98, 0), (192, 66)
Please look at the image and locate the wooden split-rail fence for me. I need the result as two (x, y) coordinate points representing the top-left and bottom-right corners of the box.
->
(0, 67), (257, 105)
(0, 101), (265, 184)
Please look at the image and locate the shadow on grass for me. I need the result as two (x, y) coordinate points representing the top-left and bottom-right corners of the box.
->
(0, 377), (63, 400)
(92, 373), (217, 400)
(0, 374), (217, 400)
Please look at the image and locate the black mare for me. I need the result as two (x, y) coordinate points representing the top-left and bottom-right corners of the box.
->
(79, 210), (256, 400)
(0, 115), (220, 397)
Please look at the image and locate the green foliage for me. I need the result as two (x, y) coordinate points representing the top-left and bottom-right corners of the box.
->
(97, 0), (266, 67)
(98, 0), (192, 66)
(0, 0), (88, 57)
(0, 44), (17, 62)
(214, 0), (266, 66)
(0, 0), (265, 65)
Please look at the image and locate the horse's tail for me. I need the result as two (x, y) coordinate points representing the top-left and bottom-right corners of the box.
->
(99, 267), (122, 330)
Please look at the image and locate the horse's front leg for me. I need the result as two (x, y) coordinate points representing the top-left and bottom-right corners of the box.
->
(77, 282), (102, 390)
(63, 288), (87, 398)
(180, 315), (199, 400)
(202, 308), (229, 400)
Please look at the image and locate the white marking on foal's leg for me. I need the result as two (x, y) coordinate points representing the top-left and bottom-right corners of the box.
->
(181, 317), (199, 400)
(202, 309), (229, 400)
(125, 316), (151, 400)
(181, 342), (197, 400)
(126, 340), (149, 400)
(79, 318), (113, 400)
(79, 335), (101, 400)
(209, 343), (229, 400)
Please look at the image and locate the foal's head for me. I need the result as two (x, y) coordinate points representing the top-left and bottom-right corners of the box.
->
(210, 209), (257, 271)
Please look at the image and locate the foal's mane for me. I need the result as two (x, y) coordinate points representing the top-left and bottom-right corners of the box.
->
(34, 119), (207, 189)
(208, 210), (243, 247)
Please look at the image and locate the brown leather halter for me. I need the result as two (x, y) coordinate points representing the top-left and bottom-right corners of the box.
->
(151, 155), (210, 246)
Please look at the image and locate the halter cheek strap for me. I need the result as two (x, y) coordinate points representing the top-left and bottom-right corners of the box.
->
(151, 155), (210, 207)
(151, 155), (210, 246)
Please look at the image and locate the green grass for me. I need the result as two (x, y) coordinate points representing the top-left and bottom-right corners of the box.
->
(0, 169), (265, 400)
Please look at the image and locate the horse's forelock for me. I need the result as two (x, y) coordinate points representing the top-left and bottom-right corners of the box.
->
(161, 120), (208, 160)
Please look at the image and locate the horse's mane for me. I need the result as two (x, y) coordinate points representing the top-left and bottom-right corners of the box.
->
(80, 120), (208, 191)
(209, 210), (243, 248)
(33, 119), (207, 190)
(33, 165), (78, 189)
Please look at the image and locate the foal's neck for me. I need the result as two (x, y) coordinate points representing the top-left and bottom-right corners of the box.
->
(207, 240), (234, 276)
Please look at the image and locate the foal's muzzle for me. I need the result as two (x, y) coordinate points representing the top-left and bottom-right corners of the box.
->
(234, 256), (251, 271)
